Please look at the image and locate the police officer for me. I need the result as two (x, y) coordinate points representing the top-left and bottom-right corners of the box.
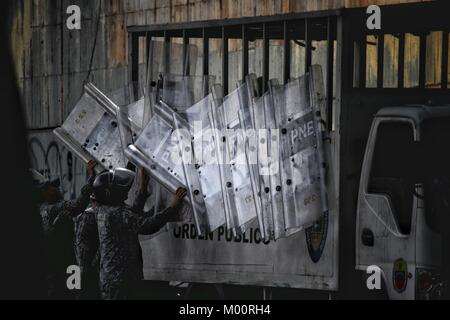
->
(74, 166), (151, 299)
(88, 167), (186, 300)
(74, 203), (100, 300)
(31, 160), (97, 299)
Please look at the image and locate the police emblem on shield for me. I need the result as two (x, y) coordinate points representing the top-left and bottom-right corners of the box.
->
(393, 258), (408, 293)
(305, 212), (329, 263)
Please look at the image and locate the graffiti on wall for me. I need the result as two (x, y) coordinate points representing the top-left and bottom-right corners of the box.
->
(28, 131), (87, 200)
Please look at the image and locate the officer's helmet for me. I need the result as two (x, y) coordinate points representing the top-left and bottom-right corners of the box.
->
(91, 168), (135, 205)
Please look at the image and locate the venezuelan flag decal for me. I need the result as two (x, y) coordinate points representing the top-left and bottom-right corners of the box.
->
(393, 258), (408, 293)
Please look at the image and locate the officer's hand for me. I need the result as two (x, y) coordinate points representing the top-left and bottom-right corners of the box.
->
(87, 160), (97, 177)
(139, 168), (150, 193)
(169, 187), (187, 210)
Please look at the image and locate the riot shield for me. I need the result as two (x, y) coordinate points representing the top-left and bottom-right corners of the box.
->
(308, 65), (332, 216)
(108, 82), (147, 136)
(171, 91), (227, 233)
(53, 82), (127, 171)
(262, 91), (287, 240)
(145, 41), (199, 123)
(146, 40), (198, 82)
(272, 74), (326, 231)
(143, 41), (200, 229)
(240, 74), (267, 240)
(216, 83), (258, 233)
(208, 86), (234, 232)
(124, 75), (215, 234)
(162, 74), (213, 112)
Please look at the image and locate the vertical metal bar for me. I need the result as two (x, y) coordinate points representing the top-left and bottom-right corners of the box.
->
(326, 17), (334, 131)
(242, 24), (249, 81)
(398, 33), (405, 88)
(356, 33), (367, 88)
(335, 14), (355, 294)
(163, 31), (170, 74)
(182, 29), (189, 76)
(305, 19), (312, 73)
(441, 31), (448, 89)
(146, 32), (151, 66)
(263, 23), (269, 92)
(145, 33), (153, 98)
(419, 33), (427, 88)
(128, 32), (139, 97)
(283, 20), (291, 84)
(377, 34), (384, 88)
(222, 26), (229, 94)
(203, 28), (209, 76)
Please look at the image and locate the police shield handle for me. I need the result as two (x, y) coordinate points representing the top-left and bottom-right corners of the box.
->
(168, 187), (188, 222)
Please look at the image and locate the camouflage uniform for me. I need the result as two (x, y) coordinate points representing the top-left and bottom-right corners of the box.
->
(74, 207), (100, 299)
(94, 191), (175, 300)
(39, 176), (94, 299)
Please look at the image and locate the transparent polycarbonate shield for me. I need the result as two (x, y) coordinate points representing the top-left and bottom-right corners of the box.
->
(172, 114), (207, 234)
(197, 139), (228, 232)
(192, 92), (227, 232)
(272, 79), (299, 231)
(243, 90), (273, 239)
(262, 92), (287, 240)
(273, 74), (325, 230)
(126, 75), (215, 191)
(208, 88), (233, 232)
(107, 82), (143, 108)
(124, 76), (216, 233)
(239, 74), (267, 239)
(107, 82), (148, 133)
(145, 41), (200, 224)
(308, 65), (331, 216)
(84, 112), (127, 170)
(124, 110), (196, 226)
(162, 74), (214, 112)
(146, 40), (199, 82)
(129, 112), (186, 189)
(144, 40), (199, 136)
(171, 92), (227, 233)
(220, 84), (258, 233)
(53, 82), (127, 171)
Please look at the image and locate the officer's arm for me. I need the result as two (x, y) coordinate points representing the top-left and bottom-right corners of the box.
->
(130, 168), (151, 214)
(130, 190), (150, 214)
(129, 207), (177, 235)
(53, 175), (95, 218)
(129, 187), (186, 234)
(60, 160), (98, 218)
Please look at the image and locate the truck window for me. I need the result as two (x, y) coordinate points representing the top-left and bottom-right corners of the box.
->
(421, 118), (450, 233)
(368, 122), (416, 235)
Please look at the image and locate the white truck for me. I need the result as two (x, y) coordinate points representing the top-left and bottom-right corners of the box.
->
(356, 105), (450, 299)
(54, 66), (450, 300)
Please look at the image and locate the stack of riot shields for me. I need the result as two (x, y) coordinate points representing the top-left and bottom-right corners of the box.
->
(123, 74), (217, 235)
(54, 41), (199, 171)
(54, 35), (331, 240)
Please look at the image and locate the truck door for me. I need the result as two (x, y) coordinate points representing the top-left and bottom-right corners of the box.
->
(355, 118), (420, 299)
